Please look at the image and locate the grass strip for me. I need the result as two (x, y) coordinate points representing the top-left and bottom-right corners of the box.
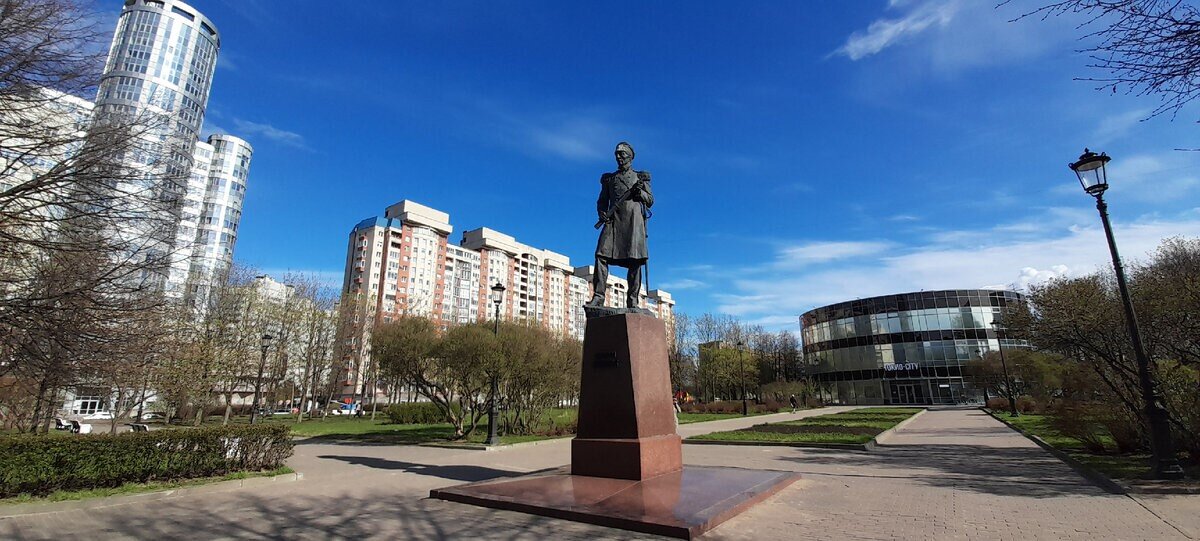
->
(689, 407), (921, 445)
(990, 412), (1199, 481)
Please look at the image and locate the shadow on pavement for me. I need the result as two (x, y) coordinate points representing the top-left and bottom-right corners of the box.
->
(316, 455), (526, 482)
(0, 490), (632, 541)
(778, 443), (1103, 498)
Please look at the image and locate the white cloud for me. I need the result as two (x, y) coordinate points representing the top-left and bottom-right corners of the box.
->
(833, 0), (960, 60)
(1103, 151), (1200, 203)
(658, 278), (708, 290)
(1094, 109), (1150, 144)
(710, 214), (1200, 329)
(216, 54), (238, 71)
(773, 240), (893, 268)
(200, 120), (228, 139)
(462, 99), (631, 162)
(231, 118), (309, 149)
(832, 0), (1073, 73)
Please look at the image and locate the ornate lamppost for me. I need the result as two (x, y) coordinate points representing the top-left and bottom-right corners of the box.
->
(1069, 148), (1183, 479)
(737, 340), (747, 416)
(990, 321), (1019, 417)
(486, 282), (505, 446)
(249, 333), (274, 424)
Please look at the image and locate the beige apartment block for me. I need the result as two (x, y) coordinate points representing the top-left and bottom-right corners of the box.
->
(337, 200), (676, 400)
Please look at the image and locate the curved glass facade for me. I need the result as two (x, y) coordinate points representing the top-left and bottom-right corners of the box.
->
(800, 289), (1027, 405)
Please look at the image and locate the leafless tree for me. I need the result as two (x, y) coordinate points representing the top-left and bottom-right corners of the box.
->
(0, 0), (198, 431)
(1016, 0), (1200, 123)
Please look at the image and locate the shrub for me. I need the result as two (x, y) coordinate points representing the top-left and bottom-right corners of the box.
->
(384, 402), (460, 425)
(1099, 409), (1145, 454)
(1051, 405), (1107, 453)
(986, 397), (1010, 411)
(0, 424), (293, 497)
(1015, 395), (1041, 414)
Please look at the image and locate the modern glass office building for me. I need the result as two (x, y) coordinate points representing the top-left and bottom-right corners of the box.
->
(799, 289), (1027, 405)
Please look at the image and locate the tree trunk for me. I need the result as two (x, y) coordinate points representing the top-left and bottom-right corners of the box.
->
(222, 394), (233, 426)
(28, 377), (50, 434)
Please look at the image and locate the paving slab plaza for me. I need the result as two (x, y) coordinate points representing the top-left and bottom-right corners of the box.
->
(3, 408), (1197, 540)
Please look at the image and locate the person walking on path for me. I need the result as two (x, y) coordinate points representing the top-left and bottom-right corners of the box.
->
(789, 394), (798, 413)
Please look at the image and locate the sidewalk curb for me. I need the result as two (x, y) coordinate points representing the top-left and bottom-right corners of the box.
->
(684, 438), (871, 451)
(981, 408), (1200, 495)
(872, 408), (927, 445)
(0, 472), (303, 519)
(420, 436), (572, 452)
(419, 408), (845, 452)
(683, 408), (925, 452)
(981, 408), (1127, 495)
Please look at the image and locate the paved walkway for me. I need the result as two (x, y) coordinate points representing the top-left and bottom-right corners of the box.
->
(2, 408), (1196, 540)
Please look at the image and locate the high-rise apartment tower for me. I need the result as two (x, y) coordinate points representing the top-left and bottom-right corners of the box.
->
(96, 0), (251, 300)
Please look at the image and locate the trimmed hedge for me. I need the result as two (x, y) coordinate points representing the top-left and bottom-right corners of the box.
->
(0, 424), (294, 497)
(384, 402), (460, 425)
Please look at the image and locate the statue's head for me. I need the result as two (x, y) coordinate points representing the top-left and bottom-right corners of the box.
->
(615, 141), (634, 168)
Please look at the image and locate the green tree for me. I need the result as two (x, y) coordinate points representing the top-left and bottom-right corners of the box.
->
(495, 322), (580, 435)
(372, 317), (490, 438)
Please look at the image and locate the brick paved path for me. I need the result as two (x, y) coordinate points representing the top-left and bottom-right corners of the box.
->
(2, 408), (1195, 540)
(693, 408), (1198, 540)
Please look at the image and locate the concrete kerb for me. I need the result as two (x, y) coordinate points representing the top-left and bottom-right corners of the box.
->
(980, 407), (1127, 495)
(420, 435), (573, 452)
(683, 408), (927, 452)
(870, 408), (927, 446)
(982, 407), (1200, 495)
(418, 409), (844, 452)
(0, 471), (303, 519)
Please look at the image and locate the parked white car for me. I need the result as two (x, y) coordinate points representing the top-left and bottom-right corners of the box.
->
(83, 411), (114, 420)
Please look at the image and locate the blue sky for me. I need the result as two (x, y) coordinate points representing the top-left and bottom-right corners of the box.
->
(110, 0), (1200, 329)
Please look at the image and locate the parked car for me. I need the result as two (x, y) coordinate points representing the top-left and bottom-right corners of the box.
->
(137, 412), (165, 421)
(83, 411), (113, 420)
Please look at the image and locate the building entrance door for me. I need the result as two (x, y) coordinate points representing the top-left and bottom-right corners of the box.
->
(889, 382), (922, 404)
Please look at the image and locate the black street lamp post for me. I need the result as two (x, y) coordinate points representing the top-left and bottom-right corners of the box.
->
(249, 333), (273, 424)
(737, 341), (747, 416)
(990, 322), (1019, 417)
(1069, 148), (1184, 479)
(486, 282), (505, 446)
(975, 349), (990, 402)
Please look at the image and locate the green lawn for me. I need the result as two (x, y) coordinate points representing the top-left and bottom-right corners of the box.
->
(689, 407), (922, 445)
(676, 410), (779, 424)
(288, 409), (577, 445)
(990, 412), (1199, 481)
(0, 467), (294, 505)
(143, 406), (797, 446)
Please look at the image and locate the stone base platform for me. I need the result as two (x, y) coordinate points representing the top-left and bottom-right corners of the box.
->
(429, 466), (800, 539)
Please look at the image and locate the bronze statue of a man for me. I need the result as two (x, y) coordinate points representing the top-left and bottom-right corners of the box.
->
(588, 141), (654, 309)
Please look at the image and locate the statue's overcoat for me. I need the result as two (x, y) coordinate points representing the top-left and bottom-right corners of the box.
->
(595, 169), (653, 263)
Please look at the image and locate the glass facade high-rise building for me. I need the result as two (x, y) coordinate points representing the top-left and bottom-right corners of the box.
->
(95, 0), (251, 300)
(800, 289), (1028, 405)
(173, 134), (253, 303)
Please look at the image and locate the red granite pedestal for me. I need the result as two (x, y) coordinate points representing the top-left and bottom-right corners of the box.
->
(429, 313), (799, 539)
(572, 313), (682, 480)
